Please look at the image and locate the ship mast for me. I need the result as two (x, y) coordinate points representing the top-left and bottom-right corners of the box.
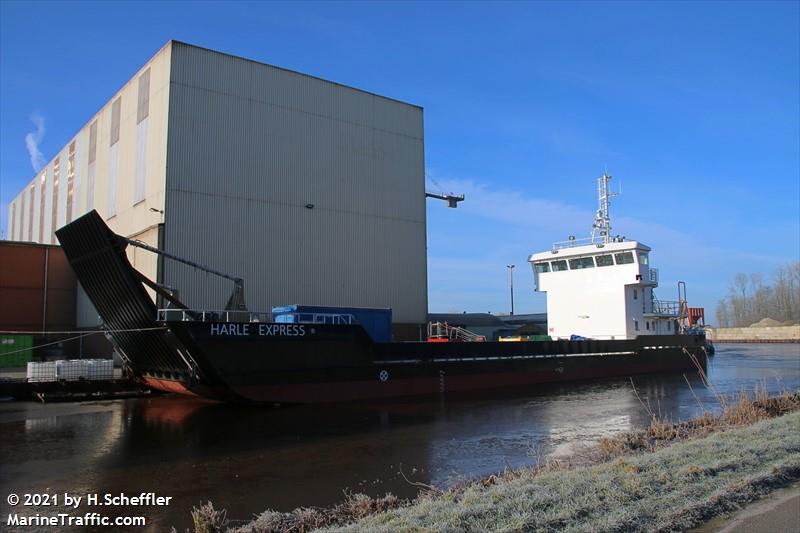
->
(591, 171), (618, 244)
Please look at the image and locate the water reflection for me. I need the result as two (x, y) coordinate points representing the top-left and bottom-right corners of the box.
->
(0, 344), (797, 531)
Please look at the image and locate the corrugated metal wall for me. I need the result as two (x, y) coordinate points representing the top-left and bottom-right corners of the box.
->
(0, 242), (76, 331)
(6, 43), (173, 327)
(8, 44), (171, 247)
(164, 42), (427, 324)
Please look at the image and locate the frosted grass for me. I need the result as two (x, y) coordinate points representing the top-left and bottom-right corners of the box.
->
(325, 412), (800, 533)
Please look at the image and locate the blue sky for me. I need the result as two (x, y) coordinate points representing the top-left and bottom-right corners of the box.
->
(1, 1), (798, 318)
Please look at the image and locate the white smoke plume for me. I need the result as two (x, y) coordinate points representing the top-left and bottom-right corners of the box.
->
(25, 113), (46, 172)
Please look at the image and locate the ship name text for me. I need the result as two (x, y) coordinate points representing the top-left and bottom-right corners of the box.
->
(209, 323), (307, 337)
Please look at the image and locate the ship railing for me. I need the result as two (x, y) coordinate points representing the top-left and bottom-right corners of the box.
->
(428, 322), (487, 342)
(650, 300), (681, 316)
(157, 309), (272, 323)
(551, 235), (633, 251)
(157, 309), (359, 326)
(551, 237), (597, 250)
(275, 312), (357, 326)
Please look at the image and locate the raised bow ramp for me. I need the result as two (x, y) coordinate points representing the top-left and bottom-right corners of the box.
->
(55, 210), (217, 396)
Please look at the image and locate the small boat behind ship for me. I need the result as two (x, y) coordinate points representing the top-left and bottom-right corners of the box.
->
(55, 173), (708, 403)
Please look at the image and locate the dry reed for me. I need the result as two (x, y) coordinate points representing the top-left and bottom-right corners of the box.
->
(597, 389), (800, 458)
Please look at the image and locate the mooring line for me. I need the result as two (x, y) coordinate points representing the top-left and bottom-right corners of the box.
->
(0, 327), (168, 357)
(0, 327), (167, 335)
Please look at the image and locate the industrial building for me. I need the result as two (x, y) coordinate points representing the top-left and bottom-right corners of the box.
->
(6, 41), (427, 338)
(0, 242), (112, 364)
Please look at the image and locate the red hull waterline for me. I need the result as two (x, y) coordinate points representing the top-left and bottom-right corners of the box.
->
(140, 377), (228, 400)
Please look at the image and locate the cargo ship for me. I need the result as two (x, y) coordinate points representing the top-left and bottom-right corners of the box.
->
(55, 173), (708, 403)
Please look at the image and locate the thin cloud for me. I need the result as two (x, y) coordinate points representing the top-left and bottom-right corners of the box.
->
(427, 175), (593, 236)
(25, 113), (46, 172)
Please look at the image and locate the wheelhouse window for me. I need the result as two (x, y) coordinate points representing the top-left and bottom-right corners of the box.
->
(615, 251), (634, 265)
(595, 254), (614, 267)
(551, 260), (568, 272)
(638, 253), (649, 265)
(534, 262), (550, 273)
(568, 257), (595, 270)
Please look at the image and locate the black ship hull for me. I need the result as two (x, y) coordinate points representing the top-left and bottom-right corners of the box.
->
(176, 321), (707, 403)
(56, 211), (708, 404)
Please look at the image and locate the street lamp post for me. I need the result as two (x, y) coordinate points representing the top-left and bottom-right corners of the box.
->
(507, 264), (515, 316)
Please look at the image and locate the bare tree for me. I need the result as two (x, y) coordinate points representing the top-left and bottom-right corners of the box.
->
(715, 261), (800, 327)
(715, 299), (731, 327)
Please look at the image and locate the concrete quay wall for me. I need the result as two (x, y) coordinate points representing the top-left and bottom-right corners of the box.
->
(707, 325), (800, 343)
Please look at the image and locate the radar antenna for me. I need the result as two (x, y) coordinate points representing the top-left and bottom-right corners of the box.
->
(591, 171), (619, 244)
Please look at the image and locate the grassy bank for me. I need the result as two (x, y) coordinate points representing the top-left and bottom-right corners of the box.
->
(324, 411), (799, 532)
(190, 392), (800, 533)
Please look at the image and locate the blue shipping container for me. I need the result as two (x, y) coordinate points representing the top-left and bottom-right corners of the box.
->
(271, 305), (392, 343)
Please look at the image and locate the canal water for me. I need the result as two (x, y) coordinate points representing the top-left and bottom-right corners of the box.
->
(1, 343), (798, 531)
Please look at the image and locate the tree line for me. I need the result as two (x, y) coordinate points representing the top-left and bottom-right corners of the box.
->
(715, 261), (800, 327)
